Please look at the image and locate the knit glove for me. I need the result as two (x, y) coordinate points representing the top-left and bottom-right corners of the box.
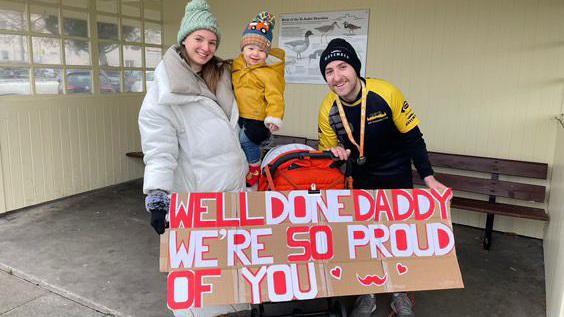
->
(145, 190), (170, 235)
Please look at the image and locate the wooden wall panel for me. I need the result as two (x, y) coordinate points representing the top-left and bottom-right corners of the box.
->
(0, 95), (145, 213)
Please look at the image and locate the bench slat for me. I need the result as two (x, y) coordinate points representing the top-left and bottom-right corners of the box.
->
(428, 152), (548, 179)
(451, 197), (548, 221)
(413, 172), (546, 202)
(126, 152), (143, 158)
(306, 139), (320, 148)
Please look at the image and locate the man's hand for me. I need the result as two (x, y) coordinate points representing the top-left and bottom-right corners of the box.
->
(330, 146), (351, 161)
(145, 190), (170, 235)
(424, 175), (447, 192)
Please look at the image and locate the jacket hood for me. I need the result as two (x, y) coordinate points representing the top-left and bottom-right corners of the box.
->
(160, 45), (216, 100)
(232, 47), (285, 77)
(156, 45), (235, 118)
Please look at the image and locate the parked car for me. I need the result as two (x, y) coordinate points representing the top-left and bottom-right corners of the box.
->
(66, 71), (92, 93)
(66, 70), (118, 93)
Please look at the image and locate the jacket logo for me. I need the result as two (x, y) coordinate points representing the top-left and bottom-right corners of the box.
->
(367, 111), (388, 123)
(406, 113), (417, 126)
(401, 101), (410, 113)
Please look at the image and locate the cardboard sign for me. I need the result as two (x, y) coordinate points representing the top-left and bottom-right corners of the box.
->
(160, 189), (463, 310)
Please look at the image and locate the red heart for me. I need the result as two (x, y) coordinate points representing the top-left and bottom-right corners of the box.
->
(396, 263), (408, 275)
(330, 266), (342, 279)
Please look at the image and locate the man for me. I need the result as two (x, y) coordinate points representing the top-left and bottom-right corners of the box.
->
(317, 38), (446, 317)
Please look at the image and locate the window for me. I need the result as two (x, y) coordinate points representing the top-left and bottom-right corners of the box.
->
(66, 69), (91, 94)
(34, 68), (62, 94)
(30, 5), (59, 35)
(0, 1), (26, 31)
(0, 0), (163, 96)
(32, 36), (61, 64)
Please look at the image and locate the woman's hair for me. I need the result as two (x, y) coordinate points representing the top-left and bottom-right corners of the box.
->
(201, 56), (232, 94)
(179, 45), (232, 94)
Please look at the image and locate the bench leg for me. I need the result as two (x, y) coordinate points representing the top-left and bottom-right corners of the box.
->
(483, 213), (495, 250)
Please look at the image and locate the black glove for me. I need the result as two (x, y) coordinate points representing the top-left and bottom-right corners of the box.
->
(145, 190), (170, 235)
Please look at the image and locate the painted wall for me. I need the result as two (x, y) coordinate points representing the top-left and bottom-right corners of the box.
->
(0, 95), (145, 213)
(545, 125), (564, 317)
(0, 0), (167, 214)
(167, 0), (562, 238)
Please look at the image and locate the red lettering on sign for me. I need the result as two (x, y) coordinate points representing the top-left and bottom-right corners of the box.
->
(169, 193), (193, 229)
(391, 190), (415, 221)
(374, 190), (393, 221)
(167, 269), (221, 309)
(430, 188), (453, 220)
(412, 189), (436, 221)
(353, 190), (375, 221)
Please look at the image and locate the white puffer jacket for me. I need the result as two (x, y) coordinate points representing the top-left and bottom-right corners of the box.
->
(139, 46), (248, 194)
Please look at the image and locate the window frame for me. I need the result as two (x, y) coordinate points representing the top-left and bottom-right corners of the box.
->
(0, 0), (163, 96)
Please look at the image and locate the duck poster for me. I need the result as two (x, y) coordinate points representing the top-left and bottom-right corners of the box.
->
(161, 189), (464, 310)
(279, 10), (370, 84)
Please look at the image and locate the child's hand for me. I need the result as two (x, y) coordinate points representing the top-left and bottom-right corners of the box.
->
(267, 123), (279, 133)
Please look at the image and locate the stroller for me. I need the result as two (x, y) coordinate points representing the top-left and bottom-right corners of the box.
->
(253, 144), (350, 317)
(258, 144), (348, 192)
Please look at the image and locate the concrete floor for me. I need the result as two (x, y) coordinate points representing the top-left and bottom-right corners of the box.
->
(0, 180), (546, 317)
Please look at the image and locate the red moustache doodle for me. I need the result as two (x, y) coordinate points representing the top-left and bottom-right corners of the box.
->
(356, 273), (388, 286)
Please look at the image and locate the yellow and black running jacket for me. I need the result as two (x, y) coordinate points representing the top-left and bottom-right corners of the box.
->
(318, 78), (433, 189)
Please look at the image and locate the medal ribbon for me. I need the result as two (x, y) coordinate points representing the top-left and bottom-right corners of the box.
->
(335, 81), (367, 163)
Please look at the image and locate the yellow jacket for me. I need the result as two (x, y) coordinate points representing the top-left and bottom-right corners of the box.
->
(232, 48), (285, 127)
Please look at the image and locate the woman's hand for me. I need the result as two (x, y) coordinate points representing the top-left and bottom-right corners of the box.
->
(145, 190), (170, 235)
(330, 146), (351, 161)
(424, 175), (447, 192)
(267, 123), (279, 133)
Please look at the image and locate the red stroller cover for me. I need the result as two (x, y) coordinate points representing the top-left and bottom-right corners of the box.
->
(258, 144), (345, 191)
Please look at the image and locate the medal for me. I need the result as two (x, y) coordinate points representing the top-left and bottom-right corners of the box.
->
(357, 156), (366, 165)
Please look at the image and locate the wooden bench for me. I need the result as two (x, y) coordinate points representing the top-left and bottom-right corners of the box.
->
(413, 152), (549, 249)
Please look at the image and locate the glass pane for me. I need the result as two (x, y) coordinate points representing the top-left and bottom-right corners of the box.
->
(98, 42), (119, 66)
(144, 46), (160, 68)
(144, 22), (161, 45)
(30, 6), (59, 35)
(65, 39), (90, 65)
(0, 67), (30, 95)
(122, 18), (141, 42)
(63, 10), (88, 37)
(63, 0), (88, 8)
(32, 37), (61, 64)
(145, 69), (154, 90)
(100, 70), (120, 93)
(34, 68), (62, 94)
(123, 45), (141, 67)
(0, 1), (26, 31)
(121, 0), (140, 17)
(96, 0), (117, 13)
(66, 69), (91, 93)
(124, 70), (142, 92)
(97, 15), (118, 40)
(144, 0), (161, 20)
(0, 34), (28, 63)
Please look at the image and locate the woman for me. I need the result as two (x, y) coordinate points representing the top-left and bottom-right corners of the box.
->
(138, 0), (249, 316)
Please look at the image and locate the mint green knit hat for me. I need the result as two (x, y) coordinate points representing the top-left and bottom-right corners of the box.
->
(176, 0), (221, 46)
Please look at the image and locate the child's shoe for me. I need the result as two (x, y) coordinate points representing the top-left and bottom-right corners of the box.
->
(246, 164), (260, 187)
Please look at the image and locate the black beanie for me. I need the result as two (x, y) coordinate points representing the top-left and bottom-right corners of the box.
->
(319, 38), (361, 81)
